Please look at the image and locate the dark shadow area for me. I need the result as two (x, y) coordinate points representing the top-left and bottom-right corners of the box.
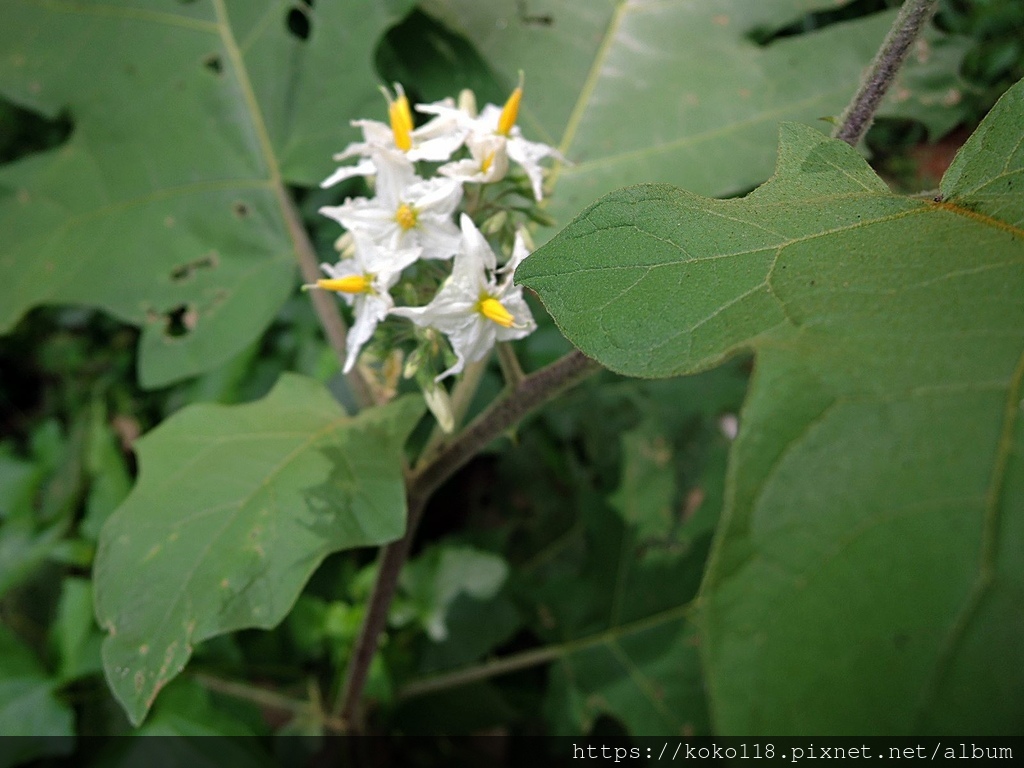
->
(0, 98), (73, 165)
(748, 0), (902, 47)
(376, 8), (506, 110)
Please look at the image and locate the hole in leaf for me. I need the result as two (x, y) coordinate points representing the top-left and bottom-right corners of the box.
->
(164, 305), (198, 338)
(516, 0), (553, 27)
(232, 201), (250, 218)
(202, 53), (223, 75)
(170, 252), (218, 284)
(747, 0), (901, 47)
(0, 98), (74, 165)
(286, 2), (312, 41)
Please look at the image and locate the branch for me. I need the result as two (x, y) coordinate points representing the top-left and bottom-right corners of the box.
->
(333, 348), (601, 727)
(833, 0), (938, 147)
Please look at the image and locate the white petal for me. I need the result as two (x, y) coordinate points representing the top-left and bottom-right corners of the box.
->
(344, 293), (392, 373)
(320, 158), (376, 188)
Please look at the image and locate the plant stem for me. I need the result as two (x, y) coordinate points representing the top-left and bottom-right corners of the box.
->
(833, 0), (938, 147)
(192, 672), (347, 732)
(398, 645), (562, 701)
(333, 348), (600, 728)
(496, 342), (525, 388)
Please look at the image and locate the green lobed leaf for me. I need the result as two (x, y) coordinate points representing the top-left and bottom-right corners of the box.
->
(94, 374), (424, 725)
(0, 0), (412, 386)
(421, 0), (967, 231)
(519, 80), (1024, 732)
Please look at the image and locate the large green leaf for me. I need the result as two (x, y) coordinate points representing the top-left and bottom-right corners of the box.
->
(518, 80), (1024, 733)
(94, 374), (423, 725)
(421, 0), (966, 230)
(0, 0), (412, 386)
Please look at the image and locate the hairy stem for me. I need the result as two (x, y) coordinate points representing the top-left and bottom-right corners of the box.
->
(833, 0), (938, 147)
(334, 348), (600, 727)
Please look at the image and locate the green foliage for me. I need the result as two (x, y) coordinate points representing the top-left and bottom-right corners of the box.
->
(421, 0), (966, 229)
(0, 625), (74, 756)
(94, 375), (423, 724)
(1, 0), (1019, 749)
(519, 79), (1024, 733)
(0, 0), (413, 387)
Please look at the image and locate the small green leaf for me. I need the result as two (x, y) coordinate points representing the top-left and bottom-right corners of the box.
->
(94, 374), (423, 725)
(0, 626), (74, 749)
(520, 80), (1024, 733)
(51, 577), (104, 683)
(398, 545), (510, 642)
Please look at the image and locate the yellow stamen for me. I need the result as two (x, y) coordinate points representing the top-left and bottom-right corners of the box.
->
(395, 203), (418, 231)
(317, 275), (372, 294)
(478, 297), (515, 328)
(387, 84), (414, 152)
(480, 151), (495, 174)
(497, 72), (524, 136)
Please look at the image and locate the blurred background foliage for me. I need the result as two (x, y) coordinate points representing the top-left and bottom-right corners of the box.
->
(0, 0), (1021, 759)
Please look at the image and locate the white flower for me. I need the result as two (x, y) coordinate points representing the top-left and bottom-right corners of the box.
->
(320, 84), (467, 188)
(319, 150), (463, 261)
(423, 77), (563, 200)
(305, 232), (421, 372)
(438, 133), (509, 186)
(391, 214), (535, 380)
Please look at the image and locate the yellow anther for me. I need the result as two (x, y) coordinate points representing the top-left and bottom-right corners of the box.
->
(395, 203), (418, 231)
(317, 275), (372, 294)
(478, 297), (515, 328)
(480, 151), (495, 174)
(386, 84), (414, 152)
(497, 73), (524, 136)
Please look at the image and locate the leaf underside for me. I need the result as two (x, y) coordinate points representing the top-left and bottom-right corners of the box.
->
(519, 80), (1024, 734)
(0, 0), (412, 386)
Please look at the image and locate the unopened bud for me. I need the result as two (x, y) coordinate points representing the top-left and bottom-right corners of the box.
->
(423, 384), (455, 434)
(334, 230), (355, 257)
(481, 210), (508, 235)
(458, 88), (478, 118)
(403, 348), (422, 379)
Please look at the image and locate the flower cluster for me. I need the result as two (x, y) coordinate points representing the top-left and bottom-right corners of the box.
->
(307, 79), (561, 423)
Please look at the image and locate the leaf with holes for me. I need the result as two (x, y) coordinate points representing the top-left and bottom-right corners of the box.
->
(420, 0), (967, 232)
(0, 0), (413, 386)
(93, 374), (424, 725)
(518, 79), (1024, 733)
